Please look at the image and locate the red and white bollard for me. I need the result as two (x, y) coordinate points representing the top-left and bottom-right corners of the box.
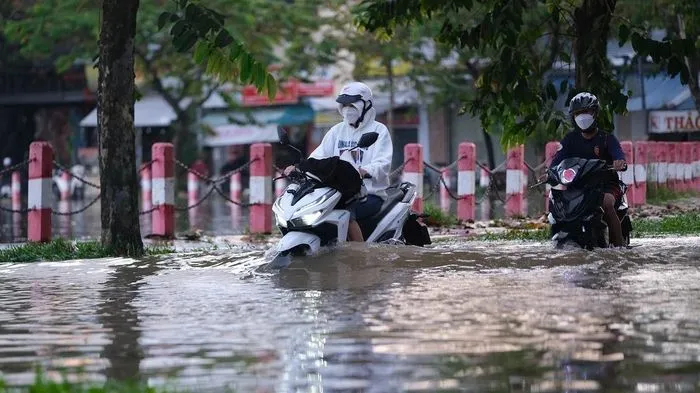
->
(457, 142), (476, 221)
(647, 142), (658, 189)
(151, 143), (175, 238)
(275, 170), (287, 197)
(187, 172), (199, 207)
(230, 172), (242, 203)
(544, 141), (560, 213)
(620, 141), (635, 204)
(439, 167), (451, 214)
(694, 142), (700, 192)
(249, 143), (273, 234)
(505, 144), (524, 217)
(140, 163), (152, 209)
(658, 142), (668, 187)
(60, 170), (71, 201)
(403, 144), (424, 213)
(683, 142), (693, 192)
(479, 167), (490, 189)
(28, 142), (53, 242)
(633, 141), (647, 206)
(11, 171), (21, 211)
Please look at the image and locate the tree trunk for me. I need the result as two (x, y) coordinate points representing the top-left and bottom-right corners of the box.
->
(385, 58), (395, 140)
(676, 15), (700, 111)
(573, 0), (617, 89)
(97, 0), (143, 256)
(482, 129), (496, 169)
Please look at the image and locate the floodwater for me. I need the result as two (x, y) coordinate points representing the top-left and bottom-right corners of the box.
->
(1, 237), (699, 392)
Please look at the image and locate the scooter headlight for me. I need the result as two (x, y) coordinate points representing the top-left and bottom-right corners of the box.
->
(559, 168), (577, 185)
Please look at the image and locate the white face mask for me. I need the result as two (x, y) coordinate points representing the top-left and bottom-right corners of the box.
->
(341, 106), (361, 126)
(574, 113), (595, 130)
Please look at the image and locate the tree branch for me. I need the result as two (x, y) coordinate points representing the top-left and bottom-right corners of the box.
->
(134, 46), (185, 118)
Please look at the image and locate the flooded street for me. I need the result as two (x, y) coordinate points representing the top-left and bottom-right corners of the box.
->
(0, 238), (699, 392)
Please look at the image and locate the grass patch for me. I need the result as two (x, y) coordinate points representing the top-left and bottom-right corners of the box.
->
(0, 239), (175, 263)
(0, 372), (180, 393)
(646, 186), (697, 205)
(423, 203), (459, 227)
(474, 228), (550, 242)
(633, 213), (700, 237)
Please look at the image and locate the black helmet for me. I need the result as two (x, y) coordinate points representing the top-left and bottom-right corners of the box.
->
(568, 92), (600, 131)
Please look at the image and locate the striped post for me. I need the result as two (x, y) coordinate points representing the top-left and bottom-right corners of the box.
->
(151, 143), (175, 239)
(230, 172), (242, 203)
(479, 167), (490, 189)
(633, 141), (647, 206)
(683, 142), (693, 192)
(60, 170), (71, 201)
(664, 142), (678, 190)
(505, 144), (524, 217)
(140, 163), (152, 209)
(658, 142), (668, 187)
(249, 143), (273, 234)
(28, 142), (53, 242)
(457, 142), (476, 221)
(187, 172), (199, 207)
(694, 142), (700, 192)
(521, 167), (528, 216)
(439, 167), (451, 214)
(648, 142), (658, 189)
(544, 141), (560, 213)
(11, 171), (21, 211)
(403, 144), (424, 213)
(275, 170), (288, 197)
(620, 141), (635, 204)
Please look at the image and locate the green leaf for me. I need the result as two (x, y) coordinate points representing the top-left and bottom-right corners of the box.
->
(214, 30), (234, 48)
(618, 24), (630, 47)
(158, 12), (172, 31)
(265, 74), (277, 100)
(239, 53), (252, 83)
(170, 20), (187, 38)
(193, 41), (210, 64)
(253, 63), (266, 88)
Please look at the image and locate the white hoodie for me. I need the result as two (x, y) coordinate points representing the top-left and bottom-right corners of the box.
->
(309, 106), (393, 200)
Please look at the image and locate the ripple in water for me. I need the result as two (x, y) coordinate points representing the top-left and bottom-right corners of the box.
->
(0, 237), (698, 392)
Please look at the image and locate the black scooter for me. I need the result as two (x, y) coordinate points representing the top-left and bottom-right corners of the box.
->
(538, 158), (632, 249)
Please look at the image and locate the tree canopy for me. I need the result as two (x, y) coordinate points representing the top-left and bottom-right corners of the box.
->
(355, 0), (698, 148)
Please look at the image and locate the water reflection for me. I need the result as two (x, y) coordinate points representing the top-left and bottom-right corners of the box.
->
(0, 198), (249, 243)
(0, 238), (698, 392)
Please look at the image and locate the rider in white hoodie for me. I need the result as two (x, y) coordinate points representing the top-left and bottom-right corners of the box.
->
(285, 81), (393, 242)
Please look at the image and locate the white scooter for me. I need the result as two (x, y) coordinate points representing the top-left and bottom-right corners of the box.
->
(269, 130), (429, 268)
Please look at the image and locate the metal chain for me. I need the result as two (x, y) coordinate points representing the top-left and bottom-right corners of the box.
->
(51, 194), (101, 216)
(0, 158), (32, 178)
(0, 204), (31, 213)
(213, 158), (257, 184)
(212, 184), (252, 207)
(140, 205), (158, 215)
(175, 159), (216, 184)
(174, 185), (217, 211)
(139, 160), (155, 173)
(53, 161), (101, 189)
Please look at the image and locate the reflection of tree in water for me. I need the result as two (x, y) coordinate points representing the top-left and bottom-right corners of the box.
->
(97, 259), (161, 382)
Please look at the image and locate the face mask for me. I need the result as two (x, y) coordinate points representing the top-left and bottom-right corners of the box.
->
(575, 113), (595, 131)
(341, 106), (361, 126)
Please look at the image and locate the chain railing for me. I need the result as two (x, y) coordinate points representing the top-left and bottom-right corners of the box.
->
(0, 158), (32, 178)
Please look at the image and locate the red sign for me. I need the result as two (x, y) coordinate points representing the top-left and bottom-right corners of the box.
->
(241, 82), (299, 107)
(298, 81), (334, 97)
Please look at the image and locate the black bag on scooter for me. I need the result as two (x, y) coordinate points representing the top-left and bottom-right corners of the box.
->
(297, 157), (362, 205)
(402, 213), (431, 247)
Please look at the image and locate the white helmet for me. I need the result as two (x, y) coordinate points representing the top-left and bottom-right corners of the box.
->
(2, 157), (10, 167)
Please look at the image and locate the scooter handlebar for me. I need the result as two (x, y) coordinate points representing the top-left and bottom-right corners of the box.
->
(362, 173), (372, 179)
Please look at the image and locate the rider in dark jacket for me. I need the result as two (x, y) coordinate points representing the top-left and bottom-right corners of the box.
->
(551, 92), (627, 247)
